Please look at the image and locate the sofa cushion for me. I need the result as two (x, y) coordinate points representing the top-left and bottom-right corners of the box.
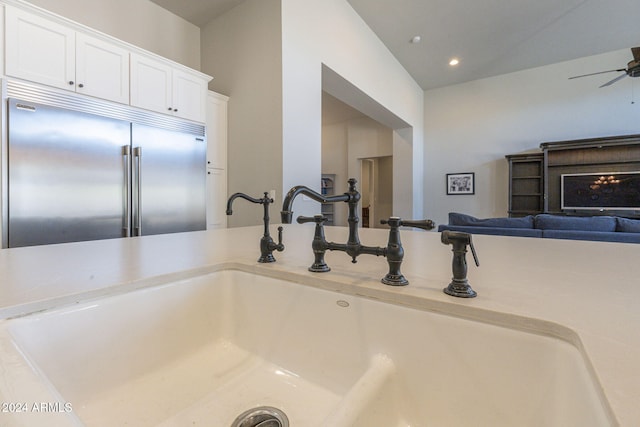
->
(616, 217), (640, 233)
(448, 212), (534, 229)
(534, 214), (616, 232)
(438, 224), (543, 238)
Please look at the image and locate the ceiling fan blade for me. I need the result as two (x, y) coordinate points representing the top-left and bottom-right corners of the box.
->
(632, 47), (640, 62)
(599, 73), (627, 88)
(569, 69), (626, 79)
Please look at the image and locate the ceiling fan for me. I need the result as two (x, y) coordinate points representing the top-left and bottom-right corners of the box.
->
(569, 47), (640, 87)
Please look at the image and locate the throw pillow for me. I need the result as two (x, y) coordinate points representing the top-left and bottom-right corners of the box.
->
(616, 217), (640, 233)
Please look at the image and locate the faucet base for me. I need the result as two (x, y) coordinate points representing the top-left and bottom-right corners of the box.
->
(444, 279), (477, 298)
(258, 254), (277, 263)
(309, 262), (330, 273)
(381, 273), (409, 286)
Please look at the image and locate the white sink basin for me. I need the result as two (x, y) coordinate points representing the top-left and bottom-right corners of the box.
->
(0, 268), (613, 426)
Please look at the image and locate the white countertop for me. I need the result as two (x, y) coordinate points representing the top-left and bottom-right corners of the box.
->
(0, 225), (638, 425)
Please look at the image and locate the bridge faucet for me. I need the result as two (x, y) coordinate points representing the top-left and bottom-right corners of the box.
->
(282, 178), (435, 285)
(281, 178), (373, 263)
(227, 192), (284, 263)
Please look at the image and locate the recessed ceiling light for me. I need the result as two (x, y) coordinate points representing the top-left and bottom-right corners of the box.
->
(449, 58), (460, 66)
(410, 35), (421, 44)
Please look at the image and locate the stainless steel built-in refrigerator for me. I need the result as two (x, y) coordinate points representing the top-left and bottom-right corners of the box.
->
(3, 83), (206, 248)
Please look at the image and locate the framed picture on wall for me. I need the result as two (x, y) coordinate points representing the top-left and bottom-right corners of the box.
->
(446, 172), (475, 195)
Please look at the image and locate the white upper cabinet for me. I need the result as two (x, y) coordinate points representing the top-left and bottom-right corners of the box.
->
(5, 6), (129, 104)
(75, 33), (130, 104)
(3, 4), (211, 121)
(129, 53), (172, 115)
(5, 6), (75, 91)
(173, 68), (208, 122)
(131, 53), (207, 123)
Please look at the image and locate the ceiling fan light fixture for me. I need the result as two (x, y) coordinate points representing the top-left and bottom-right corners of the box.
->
(569, 47), (640, 87)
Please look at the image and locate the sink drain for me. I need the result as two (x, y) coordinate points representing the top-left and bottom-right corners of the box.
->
(230, 406), (289, 427)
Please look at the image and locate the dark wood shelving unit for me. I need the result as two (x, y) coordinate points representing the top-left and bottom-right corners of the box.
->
(506, 134), (640, 219)
(506, 152), (544, 217)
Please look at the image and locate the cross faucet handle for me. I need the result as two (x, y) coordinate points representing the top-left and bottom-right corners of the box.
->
(296, 215), (330, 273)
(296, 214), (328, 225)
(380, 217), (436, 231)
(400, 219), (435, 230)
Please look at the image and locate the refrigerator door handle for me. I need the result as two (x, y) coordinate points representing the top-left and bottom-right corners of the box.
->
(122, 145), (131, 237)
(133, 146), (142, 236)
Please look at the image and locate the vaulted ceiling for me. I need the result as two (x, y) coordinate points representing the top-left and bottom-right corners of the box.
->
(150, 0), (640, 90)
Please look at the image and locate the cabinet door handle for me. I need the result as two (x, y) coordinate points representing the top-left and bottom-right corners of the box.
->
(68, 81), (74, 85)
(78, 83), (84, 88)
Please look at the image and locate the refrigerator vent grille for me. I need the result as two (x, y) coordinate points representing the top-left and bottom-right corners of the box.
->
(5, 79), (205, 136)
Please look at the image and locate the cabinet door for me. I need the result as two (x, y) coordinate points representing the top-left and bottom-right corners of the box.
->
(75, 33), (130, 104)
(130, 53), (173, 115)
(206, 168), (227, 229)
(5, 6), (75, 91)
(206, 92), (228, 169)
(173, 69), (207, 122)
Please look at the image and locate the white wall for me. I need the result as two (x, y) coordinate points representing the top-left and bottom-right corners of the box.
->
(202, 0), (424, 226)
(322, 116), (393, 226)
(346, 118), (393, 225)
(281, 0), (424, 220)
(200, 0), (282, 227)
(374, 155), (393, 225)
(23, 0), (201, 69)
(321, 122), (348, 225)
(425, 48), (640, 226)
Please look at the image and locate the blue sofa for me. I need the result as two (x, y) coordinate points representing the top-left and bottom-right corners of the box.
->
(437, 212), (640, 244)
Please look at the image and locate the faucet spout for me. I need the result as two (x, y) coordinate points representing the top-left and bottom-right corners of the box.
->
(280, 185), (350, 223)
(226, 192), (264, 215)
(283, 178), (363, 258)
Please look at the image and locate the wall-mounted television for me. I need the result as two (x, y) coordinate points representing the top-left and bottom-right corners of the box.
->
(561, 172), (640, 210)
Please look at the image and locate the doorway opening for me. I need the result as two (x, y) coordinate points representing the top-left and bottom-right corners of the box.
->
(360, 156), (392, 228)
(321, 64), (414, 225)
(321, 92), (394, 228)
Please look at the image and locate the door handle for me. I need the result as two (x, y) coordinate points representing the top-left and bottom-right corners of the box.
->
(123, 145), (131, 237)
(133, 146), (142, 236)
